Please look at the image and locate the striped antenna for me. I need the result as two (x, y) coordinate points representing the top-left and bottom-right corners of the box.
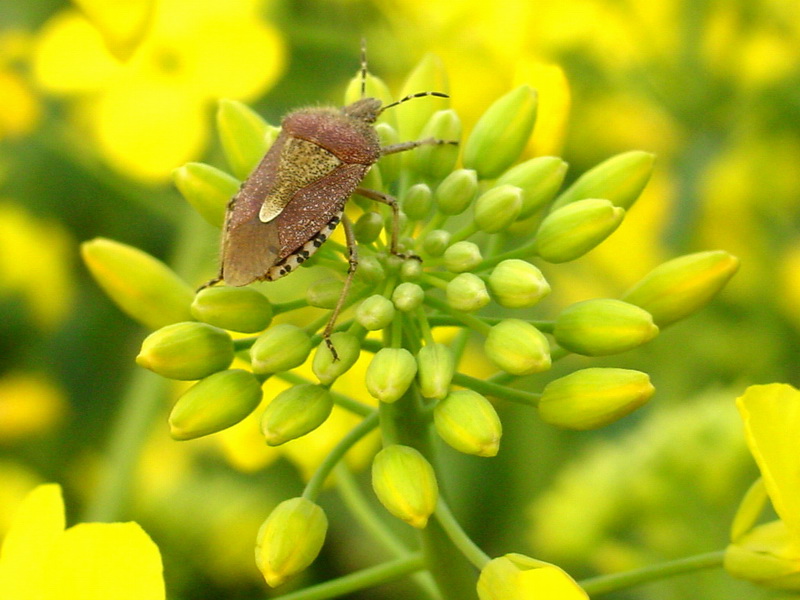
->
(377, 91), (449, 115)
(360, 38), (368, 98)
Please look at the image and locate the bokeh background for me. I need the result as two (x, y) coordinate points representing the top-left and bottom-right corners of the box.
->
(2, 0), (799, 598)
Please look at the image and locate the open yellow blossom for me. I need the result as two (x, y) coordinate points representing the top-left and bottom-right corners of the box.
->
(478, 553), (589, 600)
(0, 484), (165, 600)
(725, 384), (800, 589)
(33, 0), (285, 180)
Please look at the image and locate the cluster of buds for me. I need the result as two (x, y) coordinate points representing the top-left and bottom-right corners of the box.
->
(81, 53), (739, 596)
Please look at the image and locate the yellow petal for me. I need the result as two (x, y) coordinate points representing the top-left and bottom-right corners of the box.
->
(736, 384), (800, 541)
(93, 81), (208, 181)
(72, 0), (155, 60)
(33, 10), (121, 93)
(0, 484), (65, 600)
(43, 522), (165, 600)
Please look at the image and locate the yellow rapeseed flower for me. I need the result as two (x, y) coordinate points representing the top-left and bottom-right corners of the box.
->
(0, 484), (165, 600)
(0, 373), (66, 441)
(0, 31), (40, 139)
(33, 0), (285, 181)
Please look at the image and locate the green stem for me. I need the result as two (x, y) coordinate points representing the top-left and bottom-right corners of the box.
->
(452, 373), (540, 406)
(303, 411), (380, 501)
(474, 239), (538, 272)
(424, 295), (493, 336)
(334, 464), (441, 599)
(273, 298), (309, 314)
(434, 499), (490, 570)
(273, 553), (426, 600)
(580, 551), (725, 596)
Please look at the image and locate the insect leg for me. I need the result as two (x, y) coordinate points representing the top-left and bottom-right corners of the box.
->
(197, 271), (223, 292)
(381, 137), (459, 156)
(354, 186), (404, 255)
(322, 214), (359, 360)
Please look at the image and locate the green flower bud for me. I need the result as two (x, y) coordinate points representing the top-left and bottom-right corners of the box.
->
(725, 521), (800, 590)
(372, 445), (438, 528)
(169, 369), (263, 440)
(392, 282), (424, 312)
(447, 273), (490, 312)
(488, 259), (550, 308)
(478, 554), (588, 600)
(463, 85), (538, 179)
(365, 348), (417, 403)
(434, 390), (502, 457)
(553, 299), (658, 356)
(356, 294), (396, 330)
(413, 109), (461, 181)
(81, 238), (194, 330)
(536, 198), (624, 263)
(444, 241), (483, 273)
(217, 99), (278, 180)
(191, 286), (273, 333)
(621, 250), (740, 328)
(137, 322), (234, 380)
(261, 384), (334, 446)
(251, 324), (312, 374)
(353, 211), (384, 244)
(497, 156), (568, 219)
(538, 368), (654, 430)
(474, 185), (523, 233)
(355, 254), (385, 284)
(402, 183), (433, 221)
(374, 123), (401, 184)
(306, 277), (344, 309)
(312, 332), (361, 385)
(416, 343), (455, 400)
(421, 229), (451, 257)
(396, 53), (449, 141)
(435, 169), (478, 216)
(485, 319), (551, 376)
(551, 150), (655, 211)
(400, 258), (423, 281)
(255, 497), (328, 587)
(173, 162), (239, 228)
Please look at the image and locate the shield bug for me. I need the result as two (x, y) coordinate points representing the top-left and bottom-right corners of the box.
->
(205, 43), (456, 353)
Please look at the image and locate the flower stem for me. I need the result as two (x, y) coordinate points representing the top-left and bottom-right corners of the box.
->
(272, 553), (427, 600)
(452, 373), (540, 406)
(434, 499), (490, 570)
(580, 551), (725, 596)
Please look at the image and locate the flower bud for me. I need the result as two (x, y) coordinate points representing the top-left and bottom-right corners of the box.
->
(169, 369), (263, 440)
(261, 384), (334, 446)
(355, 254), (385, 284)
(356, 294), (395, 330)
(551, 150), (655, 211)
(312, 332), (361, 385)
(365, 348), (417, 403)
(621, 250), (740, 328)
(463, 85), (538, 179)
(444, 241), (483, 273)
(402, 183), (433, 221)
(478, 554), (588, 600)
(553, 299), (658, 356)
(81, 238), (194, 330)
(536, 198), (624, 263)
(374, 122), (401, 184)
(392, 282), (424, 312)
(434, 390), (502, 457)
(396, 53), (449, 141)
(725, 521), (800, 590)
(400, 258), (423, 281)
(421, 229), (451, 257)
(354, 211), (384, 244)
(538, 368), (654, 430)
(488, 259), (550, 308)
(255, 497), (328, 587)
(137, 322), (234, 380)
(416, 343), (455, 400)
(435, 169), (478, 216)
(497, 156), (568, 219)
(446, 273), (491, 312)
(191, 286), (273, 333)
(306, 277), (344, 309)
(173, 162), (239, 228)
(474, 185), (523, 233)
(413, 109), (461, 180)
(484, 319), (550, 376)
(372, 445), (438, 528)
(251, 324), (312, 374)
(217, 99), (277, 180)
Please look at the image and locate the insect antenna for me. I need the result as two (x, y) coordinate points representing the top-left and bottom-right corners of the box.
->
(377, 91), (449, 116)
(360, 38), (368, 99)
